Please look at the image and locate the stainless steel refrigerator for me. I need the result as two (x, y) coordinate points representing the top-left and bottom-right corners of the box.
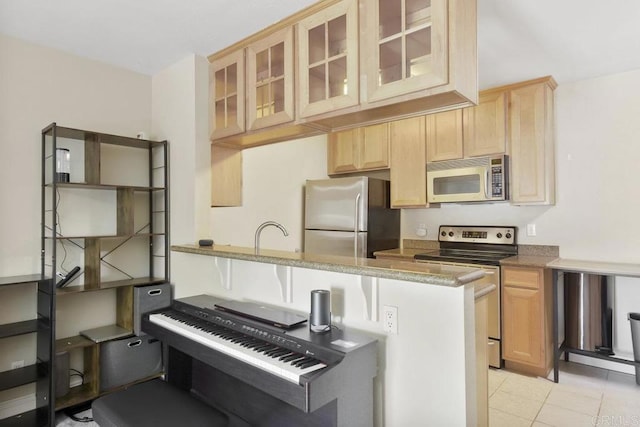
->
(304, 177), (400, 258)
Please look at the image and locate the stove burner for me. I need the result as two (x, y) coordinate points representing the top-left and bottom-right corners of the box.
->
(414, 249), (514, 266)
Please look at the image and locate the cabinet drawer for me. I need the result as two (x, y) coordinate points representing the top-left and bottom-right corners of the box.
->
(503, 267), (541, 290)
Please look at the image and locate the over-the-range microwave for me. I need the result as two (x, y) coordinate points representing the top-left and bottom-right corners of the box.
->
(426, 155), (508, 203)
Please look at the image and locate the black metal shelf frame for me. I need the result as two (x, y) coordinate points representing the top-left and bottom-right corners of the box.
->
(41, 122), (169, 287)
(40, 123), (170, 416)
(0, 275), (54, 427)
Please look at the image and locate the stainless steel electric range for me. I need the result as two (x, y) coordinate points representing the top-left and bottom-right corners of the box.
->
(414, 225), (518, 368)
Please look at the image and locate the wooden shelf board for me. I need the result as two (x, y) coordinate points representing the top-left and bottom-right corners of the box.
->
(46, 183), (165, 191)
(0, 275), (47, 287)
(42, 125), (166, 149)
(45, 232), (165, 240)
(0, 408), (40, 427)
(0, 364), (39, 392)
(56, 277), (168, 295)
(55, 335), (94, 352)
(0, 320), (38, 339)
(55, 383), (98, 411)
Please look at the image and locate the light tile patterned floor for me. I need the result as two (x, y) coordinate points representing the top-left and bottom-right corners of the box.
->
(489, 361), (640, 427)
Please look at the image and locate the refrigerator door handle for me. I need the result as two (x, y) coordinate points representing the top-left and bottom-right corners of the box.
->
(354, 193), (361, 258)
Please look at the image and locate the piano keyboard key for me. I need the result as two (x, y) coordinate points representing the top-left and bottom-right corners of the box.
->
(149, 312), (327, 384)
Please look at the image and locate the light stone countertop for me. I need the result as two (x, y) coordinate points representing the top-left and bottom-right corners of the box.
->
(500, 255), (559, 268)
(546, 258), (640, 277)
(372, 247), (428, 259)
(172, 244), (485, 287)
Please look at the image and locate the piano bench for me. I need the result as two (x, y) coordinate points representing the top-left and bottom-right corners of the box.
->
(92, 379), (229, 427)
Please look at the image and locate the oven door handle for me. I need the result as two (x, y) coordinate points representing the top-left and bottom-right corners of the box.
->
(484, 169), (492, 199)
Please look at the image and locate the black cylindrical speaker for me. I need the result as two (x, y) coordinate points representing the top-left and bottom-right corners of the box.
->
(310, 290), (331, 333)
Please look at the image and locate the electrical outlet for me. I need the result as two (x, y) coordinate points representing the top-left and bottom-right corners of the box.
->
(11, 360), (25, 369)
(383, 305), (398, 334)
(527, 223), (537, 236)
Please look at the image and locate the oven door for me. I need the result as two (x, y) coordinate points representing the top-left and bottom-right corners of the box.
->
(473, 265), (501, 368)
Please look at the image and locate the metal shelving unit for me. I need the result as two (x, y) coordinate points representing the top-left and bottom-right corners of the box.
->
(0, 274), (54, 427)
(41, 123), (169, 410)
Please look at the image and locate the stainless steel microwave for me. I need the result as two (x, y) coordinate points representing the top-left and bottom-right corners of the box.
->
(426, 155), (508, 203)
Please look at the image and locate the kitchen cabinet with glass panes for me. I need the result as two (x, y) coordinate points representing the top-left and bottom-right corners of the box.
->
(210, 50), (245, 140)
(297, 0), (359, 118)
(41, 123), (168, 409)
(360, 0), (477, 108)
(246, 27), (295, 131)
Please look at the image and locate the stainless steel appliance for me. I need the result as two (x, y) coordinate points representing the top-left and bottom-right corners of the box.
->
(304, 177), (400, 258)
(414, 225), (518, 368)
(427, 155), (508, 203)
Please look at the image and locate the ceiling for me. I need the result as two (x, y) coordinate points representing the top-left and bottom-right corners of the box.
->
(1, 0), (640, 89)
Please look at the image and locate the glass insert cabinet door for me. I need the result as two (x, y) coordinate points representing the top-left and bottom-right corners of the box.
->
(246, 27), (295, 131)
(210, 50), (245, 139)
(362, 0), (449, 103)
(297, 0), (359, 118)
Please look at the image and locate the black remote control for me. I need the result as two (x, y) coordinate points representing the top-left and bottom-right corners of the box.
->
(198, 239), (214, 247)
(56, 266), (81, 288)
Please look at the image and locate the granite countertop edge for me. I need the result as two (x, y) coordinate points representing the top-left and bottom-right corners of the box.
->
(172, 244), (484, 287)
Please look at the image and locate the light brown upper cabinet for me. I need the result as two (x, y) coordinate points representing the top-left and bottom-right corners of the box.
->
(211, 145), (242, 207)
(246, 27), (295, 131)
(208, 0), (477, 148)
(297, 0), (359, 118)
(426, 90), (506, 163)
(425, 109), (464, 162)
(390, 116), (429, 208)
(361, 0), (449, 103)
(509, 77), (556, 205)
(463, 90), (507, 157)
(210, 50), (245, 140)
(328, 123), (390, 174)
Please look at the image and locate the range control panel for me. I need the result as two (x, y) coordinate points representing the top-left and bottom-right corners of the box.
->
(438, 225), (516, 245)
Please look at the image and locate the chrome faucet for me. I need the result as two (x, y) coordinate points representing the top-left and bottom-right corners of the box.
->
(254, 221), (289, 253)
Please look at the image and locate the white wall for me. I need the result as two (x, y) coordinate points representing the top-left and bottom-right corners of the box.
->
(0, 33), (151, 411)
(210, 135), (329, 252)
(0, 33), (151, 276)
(151, 54), (210, 245)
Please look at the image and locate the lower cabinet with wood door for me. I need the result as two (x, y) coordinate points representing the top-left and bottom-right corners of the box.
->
(501, 265), (553, 376)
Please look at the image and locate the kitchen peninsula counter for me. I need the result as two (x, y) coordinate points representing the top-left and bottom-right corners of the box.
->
(172, 244), (485, 287)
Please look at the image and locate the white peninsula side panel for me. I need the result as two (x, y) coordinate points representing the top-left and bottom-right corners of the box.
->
(171, 251), (478, 426)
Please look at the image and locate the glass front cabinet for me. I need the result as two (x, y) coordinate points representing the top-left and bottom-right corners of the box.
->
(246, 27), (295, 131)
(297, 0), (359, 118)
(210, 50), (245, 140)
(361, 0), (449, 103)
